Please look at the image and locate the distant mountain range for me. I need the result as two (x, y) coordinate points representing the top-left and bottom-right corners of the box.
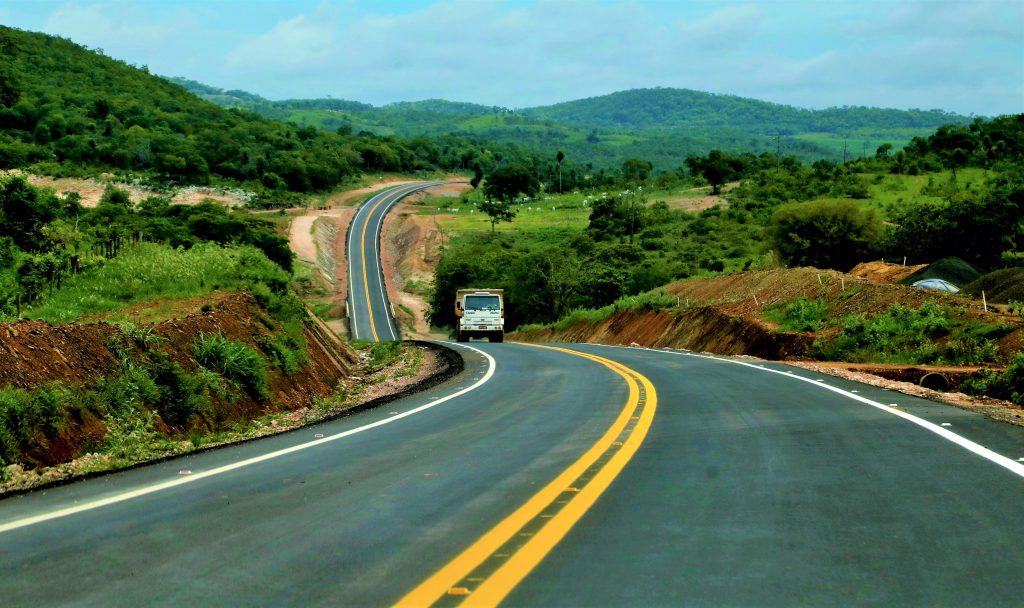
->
(168, 77), (972, 169)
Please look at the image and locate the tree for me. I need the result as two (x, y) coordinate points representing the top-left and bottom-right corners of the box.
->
(769, 199), (883, 271)
(484, 163), (538, 203)
(685, 149), (743, 194)
(556, 150), (565, 194)
(478, 198), (517, 234)
(621, 158), (652, 184)
(885, 175), (1023, 269)
(470, 162), (484, 189)
(0, 176), (60, 251)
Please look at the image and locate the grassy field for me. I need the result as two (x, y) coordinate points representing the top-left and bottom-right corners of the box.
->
(410, 191), (593, 235)
(12, 242), (292, 324)
(800, 167), (992, 220)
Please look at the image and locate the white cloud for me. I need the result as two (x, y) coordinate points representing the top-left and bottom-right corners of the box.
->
(10, 0), (1020, 115)
(45, 2), (179, 51)
(225, 3), (342, 73)
(675, 4), (764, 50)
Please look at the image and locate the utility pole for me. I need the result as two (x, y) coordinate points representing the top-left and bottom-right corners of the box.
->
(843, 140), (848, 164)
(776, 133), (782, 157)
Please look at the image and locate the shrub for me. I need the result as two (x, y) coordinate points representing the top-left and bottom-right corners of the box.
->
(257, 333), (307, 374)
(193, 333), (269, 399)
(814, 301), (952, 363)
(148, 354), (212, 428)
(96, 364), (160, 417)
(368, 341), (403, 367)
(962, 353), (1024, 405)
(769, 199), (883, 271)
(103, 409), (158, 461)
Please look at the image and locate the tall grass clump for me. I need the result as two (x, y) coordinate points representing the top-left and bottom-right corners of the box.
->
(193, 333), (269, 399)
(0, 382), (76, 466)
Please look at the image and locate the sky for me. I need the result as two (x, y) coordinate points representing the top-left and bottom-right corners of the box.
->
(1, 0), (1021, 116)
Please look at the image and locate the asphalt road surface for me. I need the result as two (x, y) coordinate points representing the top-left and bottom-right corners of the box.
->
(2, 342), (1024, 606)
(347, 182), (446, 342)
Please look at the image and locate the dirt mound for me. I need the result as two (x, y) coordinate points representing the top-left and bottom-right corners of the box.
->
(962, 268), (1024, 304)
(900, 257), (982, 288)
(849, 261), (926, 284)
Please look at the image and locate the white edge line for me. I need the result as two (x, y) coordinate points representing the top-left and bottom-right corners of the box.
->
(0, 342), (495, 534)
(593, 344), (1024, 479)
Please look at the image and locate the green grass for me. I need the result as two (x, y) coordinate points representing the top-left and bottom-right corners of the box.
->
(962, 353), (1024, 405)
(519, 290), (678, 333)
(413, 191), (594, 235)
(10, 242), (293, 324)
(193, 333), (270, 399)
(799, 168), (992, 221)
(763, 296), (828, 332)
(811, 301), (1005, 365)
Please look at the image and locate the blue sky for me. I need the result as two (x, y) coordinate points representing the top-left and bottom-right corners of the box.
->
(1, 0), (1021, 115)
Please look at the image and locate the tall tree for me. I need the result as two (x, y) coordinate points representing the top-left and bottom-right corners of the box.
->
(556, 150), (565, 193)
(621, 158), (652, 184)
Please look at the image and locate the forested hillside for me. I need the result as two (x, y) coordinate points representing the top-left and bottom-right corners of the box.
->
(520, 88), (967, 135)
(0, 27), (542, 200)
(170, 78), (971, 170)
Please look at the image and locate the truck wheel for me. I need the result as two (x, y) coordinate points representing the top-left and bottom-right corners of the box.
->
(490, 332), (504, 343)
(456, 330), (468, 342)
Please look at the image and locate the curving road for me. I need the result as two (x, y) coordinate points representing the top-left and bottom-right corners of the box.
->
(2, 342), (1024, 606)
(347, 182), (448, 342)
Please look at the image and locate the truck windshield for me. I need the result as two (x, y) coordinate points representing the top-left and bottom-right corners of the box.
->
(465, 295), (500, 311)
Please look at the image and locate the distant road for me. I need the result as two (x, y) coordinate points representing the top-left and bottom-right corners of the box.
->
(2, 342), (1024, 606)
(347, 182), (447, 341)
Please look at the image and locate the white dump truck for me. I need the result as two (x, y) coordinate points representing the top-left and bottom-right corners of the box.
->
(454, 288), (504, 342)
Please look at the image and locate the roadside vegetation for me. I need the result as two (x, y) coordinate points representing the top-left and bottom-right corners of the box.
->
(427, 115), (1022, 331)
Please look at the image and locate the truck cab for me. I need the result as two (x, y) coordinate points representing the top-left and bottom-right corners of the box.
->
(454, 289), (504, 342)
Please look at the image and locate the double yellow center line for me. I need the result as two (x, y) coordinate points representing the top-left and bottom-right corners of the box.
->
(359, 190), (398, 342)
(395, 343), (658, 607)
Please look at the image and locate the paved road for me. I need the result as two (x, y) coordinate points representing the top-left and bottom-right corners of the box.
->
(2, 342), (1024, 606)
(347, 182), (446, 342)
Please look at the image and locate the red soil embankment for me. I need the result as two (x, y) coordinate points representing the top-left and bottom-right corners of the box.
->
(513, 268), (1023, 362)
(0, 292), (359, 465)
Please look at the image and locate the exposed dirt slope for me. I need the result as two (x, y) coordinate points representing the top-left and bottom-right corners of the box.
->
(381, 207), (447, 338)
(516, 306), (811, 359)
(513, 268), (1023, 361)
(0, 292), (359, 465)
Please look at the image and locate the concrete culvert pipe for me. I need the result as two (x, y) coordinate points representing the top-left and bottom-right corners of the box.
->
(919, 372), (950, 392)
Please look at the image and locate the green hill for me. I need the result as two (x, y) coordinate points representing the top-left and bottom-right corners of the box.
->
(0, 28), (516, 196)
(520, 88), (966, 135)
(170, 79), (972, 170)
